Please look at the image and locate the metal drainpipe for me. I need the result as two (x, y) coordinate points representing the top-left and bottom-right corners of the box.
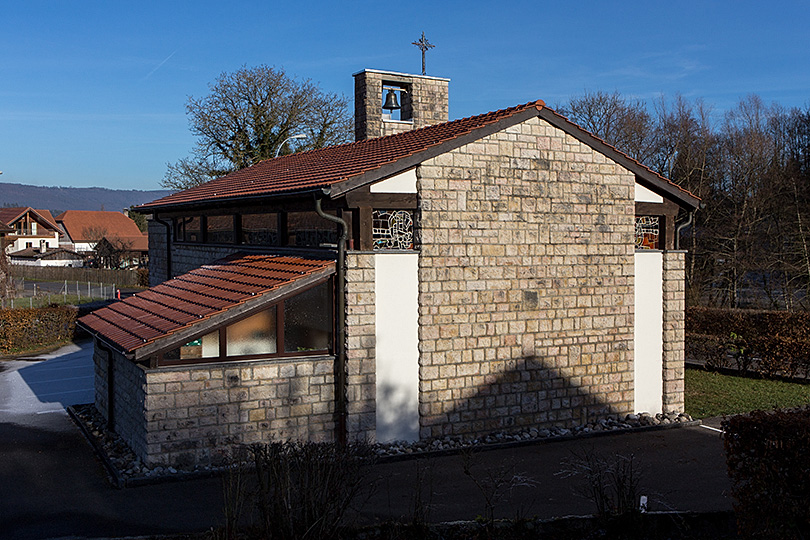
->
(152, 214), (172, 281)
(674, 211), (694, 250)
(315, 196), (348, 445)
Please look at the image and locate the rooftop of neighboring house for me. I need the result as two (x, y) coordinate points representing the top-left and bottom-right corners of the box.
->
(56, 210), (145, 243)
(97, 234), (149, 252)
(0, 219), (11, 234)
(8, 246), (83, 260)
(138, 100), (700, 212)
(0, 207), (60, 232)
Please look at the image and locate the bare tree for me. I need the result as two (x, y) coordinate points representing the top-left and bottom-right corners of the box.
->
(163, 65), (352, 191)
(559, 90), (657, 163)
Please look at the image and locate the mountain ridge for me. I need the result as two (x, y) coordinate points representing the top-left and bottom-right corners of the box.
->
(0, 182), (173, 216)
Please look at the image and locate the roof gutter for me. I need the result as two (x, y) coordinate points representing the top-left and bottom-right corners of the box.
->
(315, 195), (348, 446)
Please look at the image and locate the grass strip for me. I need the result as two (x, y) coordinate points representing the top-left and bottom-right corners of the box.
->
(685, 367), (810, 419)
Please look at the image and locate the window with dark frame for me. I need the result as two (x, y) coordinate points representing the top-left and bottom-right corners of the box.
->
(207, 215), (235, 244)
(241, 213), (279, 246)
(159, 279), (333, 366)
(287, 211), (338, 247)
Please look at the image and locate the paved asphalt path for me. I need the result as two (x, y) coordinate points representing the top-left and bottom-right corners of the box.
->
(0, 340), (734, 539)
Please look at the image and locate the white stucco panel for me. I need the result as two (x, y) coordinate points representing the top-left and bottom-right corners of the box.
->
(634, 251), (663, 414)
(370, 168), (417, 193)
(374, 253), (420, 442)
(635, 184), (664, 203)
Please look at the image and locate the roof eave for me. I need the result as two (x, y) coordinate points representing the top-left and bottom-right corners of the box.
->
(136, 187), (326, 214)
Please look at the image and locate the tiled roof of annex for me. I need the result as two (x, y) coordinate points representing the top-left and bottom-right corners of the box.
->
(78, 254), (335, 356)
(138, 99), (699, 211)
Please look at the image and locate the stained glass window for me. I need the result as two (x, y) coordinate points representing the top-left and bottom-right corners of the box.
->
(635, 216), (660, 250)
(372, 210), (414, 250)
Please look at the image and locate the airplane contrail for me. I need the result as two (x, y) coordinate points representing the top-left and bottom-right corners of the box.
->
(143, 49), (179, 80)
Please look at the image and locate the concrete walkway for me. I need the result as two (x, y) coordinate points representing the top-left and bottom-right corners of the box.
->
(0, 341), (734, 539)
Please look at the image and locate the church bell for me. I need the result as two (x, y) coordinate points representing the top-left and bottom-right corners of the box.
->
(382, 89), (401, 111)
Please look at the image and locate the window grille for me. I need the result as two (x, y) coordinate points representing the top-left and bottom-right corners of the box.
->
(635, 216), (660, 250)
(372, 210), (414, 250)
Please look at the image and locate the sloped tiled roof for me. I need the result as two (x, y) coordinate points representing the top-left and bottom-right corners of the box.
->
(138, 101), (548, 210)
(78, 254), (335, 358)
(0, 219), (11, 233)
(56, 210), (143, 243)
(100, 234), (148, 252)
(0, 207), (60, 231)
(138, 100), (699, 211)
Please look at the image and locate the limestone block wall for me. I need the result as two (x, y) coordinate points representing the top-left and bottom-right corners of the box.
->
(94, 345), (148, 459)
(95, 350), (337, 466)
(344, 252), (377, 441)
(662, 251), (686, 412)
(417, 116), (636, 439)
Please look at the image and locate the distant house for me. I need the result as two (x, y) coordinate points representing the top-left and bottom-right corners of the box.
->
(79, 68), (699, 467)
(56, 210), (145, 254)
(0, 207), (61, 254)
(94, 234), (149, 269)
(8, 245), (84, 267)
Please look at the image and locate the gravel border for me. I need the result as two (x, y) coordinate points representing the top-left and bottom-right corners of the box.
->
(67, 403), (700, 489)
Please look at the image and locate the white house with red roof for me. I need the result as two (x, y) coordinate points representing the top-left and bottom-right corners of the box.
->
(56, 210), (145, 254)
(0, 207), (62, 255)
(79, 69), (699, 467)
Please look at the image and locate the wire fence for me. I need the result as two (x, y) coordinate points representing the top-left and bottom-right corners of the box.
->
(0, 278), (119, 310)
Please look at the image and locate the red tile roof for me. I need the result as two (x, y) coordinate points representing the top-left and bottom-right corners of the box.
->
(56, 210), (144, 243)
(78, 254), (335, 357)
(137, 100), (699, 211)
(0, 207), (60, 231)
(138, 101), (548, 210)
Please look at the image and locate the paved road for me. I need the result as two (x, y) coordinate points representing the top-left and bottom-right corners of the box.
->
(0, 341), (734, 539)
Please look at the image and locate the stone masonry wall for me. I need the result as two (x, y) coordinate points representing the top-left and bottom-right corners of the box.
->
(94, 346), (148, 459)
(344, 253), (376, 441)
(417, 116), (636, 439)
(662, 251), (686, 412)
(96, 351), (337, 466)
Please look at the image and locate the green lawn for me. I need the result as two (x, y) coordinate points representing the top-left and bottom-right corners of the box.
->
(685, 367), (810, 419)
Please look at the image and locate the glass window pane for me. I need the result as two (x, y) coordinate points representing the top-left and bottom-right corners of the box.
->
(372, 209), (414, 250)
(163, 330), (219, 361)
(177, 216), (202, 243)
(226, 307), (277, 356)
(635, 216), (660, 250)
(284, 282), (332, 353)
(207, 215), (235, 244)
(241, 213), (278, 245)
(287, 211), (338, 247)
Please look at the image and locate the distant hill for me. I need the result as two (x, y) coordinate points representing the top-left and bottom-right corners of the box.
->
(0, 182), (172, 215)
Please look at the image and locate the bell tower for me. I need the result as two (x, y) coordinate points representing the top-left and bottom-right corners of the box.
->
(353, 69), (449, 141)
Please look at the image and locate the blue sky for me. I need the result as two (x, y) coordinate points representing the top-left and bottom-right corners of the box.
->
(1, 1), (809, 190)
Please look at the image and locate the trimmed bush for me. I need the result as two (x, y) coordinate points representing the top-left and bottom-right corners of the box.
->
(686, 307), (810, 378)
(723, 408), (810, 539)
(0, 305), (78, 354)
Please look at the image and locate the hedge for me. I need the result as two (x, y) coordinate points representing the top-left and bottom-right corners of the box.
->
(0, 305), (79, 354)
(723, 408), (810, 539)
(686, 307), (810, 378)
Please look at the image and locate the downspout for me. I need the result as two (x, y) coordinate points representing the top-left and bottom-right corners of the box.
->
(674, 211), (693, 251)
(315, 195), (348, 445)
(152, 214), (172, 281)
(97, 339), (115, 432)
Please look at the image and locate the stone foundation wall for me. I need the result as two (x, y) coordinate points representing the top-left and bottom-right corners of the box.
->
(96, 350), (337, 466)
(662, 251), (686, 412)
(417, 116), (636, 439)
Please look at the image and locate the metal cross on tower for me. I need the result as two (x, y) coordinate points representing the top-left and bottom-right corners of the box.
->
(412, 31), (435, 76)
